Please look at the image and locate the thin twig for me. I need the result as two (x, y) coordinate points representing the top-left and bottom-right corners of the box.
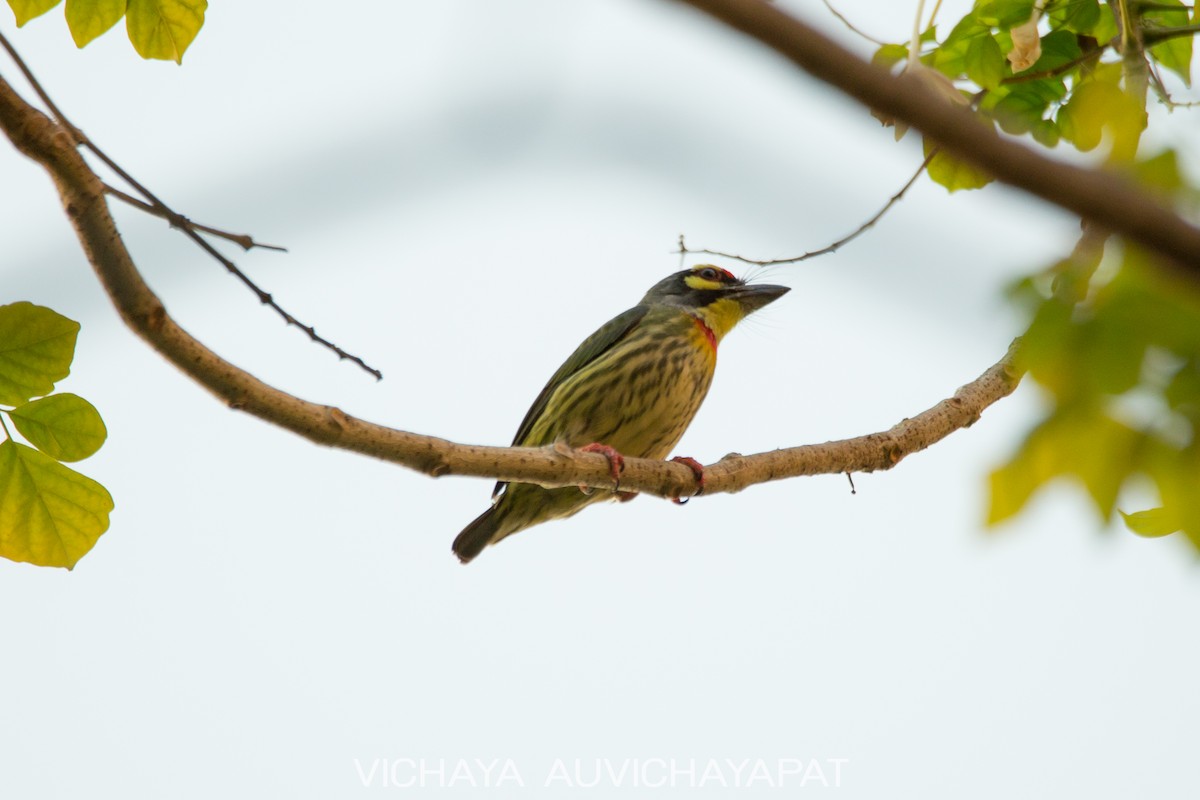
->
(821, 0), (886, 46)
(0, 31), (381, 380)
(104, 184), (288, 252)
(679, 147), (936, 266)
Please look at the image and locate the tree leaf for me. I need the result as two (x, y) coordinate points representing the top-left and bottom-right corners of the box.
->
(7, 0), (62, 26)
(1028, 29), (1082, 76)
(924, 136), (994, 191)
(1047, 0), (1101, 35)
(988, 408), (1141, 524)
(65, 0), (127, 48)
(0, 439), (113, 569)
(934, 14), (990, 77)
(965, 31), (1006, 89)
(9, 393), (108, 462)
(974, 0), (1037, 29)
(0, 302), (80, 406)
(1056, 77), (1146, 161)
(1146, 0), (1193, 87)
(872, 43), (911, 70)
(993, 86), (1049, 134)
(1132, 148), (1184, 194)
(1120, 508), (1182, 538)
(1031, 118), (1060, 147)
(125, 0), (206, 63)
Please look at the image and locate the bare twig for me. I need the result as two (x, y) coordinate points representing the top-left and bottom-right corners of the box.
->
(821, 0), (886, 46)
(678, 147), (935, 266)
(104, 184), (288, 252)
(0, 31), (380, 380)
(0, 74), (1024, 500)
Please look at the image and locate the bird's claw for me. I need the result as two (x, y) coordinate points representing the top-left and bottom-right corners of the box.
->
(578, 442), (626, 492)
(669, 456), (705, 505)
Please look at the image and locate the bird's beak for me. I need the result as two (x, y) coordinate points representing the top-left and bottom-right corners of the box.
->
(729, 283), (790, 313)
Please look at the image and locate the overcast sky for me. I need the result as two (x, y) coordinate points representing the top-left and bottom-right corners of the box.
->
(2, 2), (1198, 797)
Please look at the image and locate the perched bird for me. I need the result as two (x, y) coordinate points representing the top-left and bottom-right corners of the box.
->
(452, 264), (789, 563)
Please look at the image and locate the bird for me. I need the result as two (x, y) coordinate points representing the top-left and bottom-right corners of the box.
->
(452, 264), (789, 563)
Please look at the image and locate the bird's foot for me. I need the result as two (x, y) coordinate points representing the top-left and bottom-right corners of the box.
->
(578, 442), (626, 492)
(616, 490), (638, 503)
(669, 456), (705, 505)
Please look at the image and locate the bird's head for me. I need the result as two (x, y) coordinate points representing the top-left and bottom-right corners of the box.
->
(641, 264), (789, 343)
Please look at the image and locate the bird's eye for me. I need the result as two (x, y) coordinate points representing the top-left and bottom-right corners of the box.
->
(699, 267), (719, 281)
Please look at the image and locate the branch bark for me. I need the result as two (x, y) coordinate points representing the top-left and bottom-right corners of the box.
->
(0, 68), (1021, 500)
(676, 0), (1200, 275)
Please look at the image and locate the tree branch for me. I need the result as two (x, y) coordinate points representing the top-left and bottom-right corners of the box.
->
(674, 0), (1200, 275)
(0, 73), (1021, 500)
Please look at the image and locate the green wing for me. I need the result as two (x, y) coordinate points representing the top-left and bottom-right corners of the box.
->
(493, 304), (648, 497)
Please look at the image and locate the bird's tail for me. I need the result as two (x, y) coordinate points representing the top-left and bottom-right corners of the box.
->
(452, 504), (501, 564)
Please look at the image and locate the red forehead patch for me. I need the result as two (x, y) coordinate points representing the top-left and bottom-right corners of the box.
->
(695, 265), (736, 282)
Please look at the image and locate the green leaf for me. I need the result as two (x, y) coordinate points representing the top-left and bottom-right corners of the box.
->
(0, 439), (113, 569)
(872, 43), (911, 71)
(1047, 0), (1101, 35)
(1146, 0), (1193, 87)
(934, 14), (991, 77)
(1132, 148), (1184, 194)
(1029, 28), (1083, 74)
(975, 0), (1037, 28)
(0, 302), (80, 406)
(65, 0), (126, 48)
(924, 136), (994, 191)
(125, 0), (205, 63)
(1148, 448), (1200, 548)
(1018, 296), (1079, 395)
(1031, 118), (1061, 146)
(993, 86), (1050, 133)
(1163, 359), (1200, 422)
(1056, 77), (1146, 161)
(9, 393), (107, 462)
(1120, 507), (1182, 537)
(1091, 7), (1118, 43)
(965, 31), (1007, 89)
(7, 0), (61, 26)
(988, 407), (1142, 524)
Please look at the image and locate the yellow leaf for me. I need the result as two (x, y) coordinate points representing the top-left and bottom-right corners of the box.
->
(7, 0), (61, 27)
(925, 136), (993, 192)
(65, 0), (127, 48)
(988, 409), (1140, 525)
(0, 440), (113, 569)
(125, 0), (206, 63)
(1057, 78), (1146, 162)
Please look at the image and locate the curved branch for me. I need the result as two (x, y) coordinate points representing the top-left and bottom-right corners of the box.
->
(676, 0), (1200, 275)
(0, 74), (1021, 501)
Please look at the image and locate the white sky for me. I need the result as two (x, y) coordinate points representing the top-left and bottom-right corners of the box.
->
(2, 1), (1198, 797)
